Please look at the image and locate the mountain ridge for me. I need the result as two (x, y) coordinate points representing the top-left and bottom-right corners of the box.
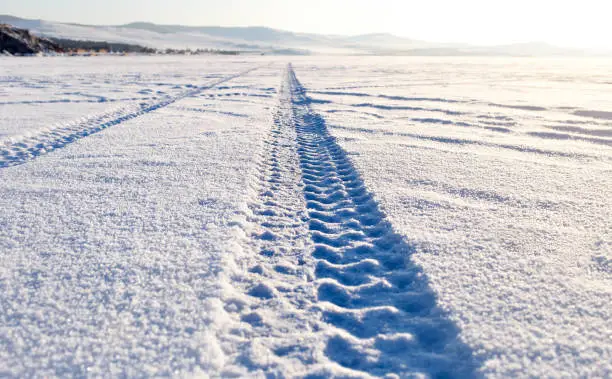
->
(0, 14), (605, 56)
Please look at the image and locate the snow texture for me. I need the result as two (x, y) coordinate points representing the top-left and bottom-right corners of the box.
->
(1, 56), (610, 378)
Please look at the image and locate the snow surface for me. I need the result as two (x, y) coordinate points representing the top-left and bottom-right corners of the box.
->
(292, 56), (612, 377)
(0, 56), (610, 377)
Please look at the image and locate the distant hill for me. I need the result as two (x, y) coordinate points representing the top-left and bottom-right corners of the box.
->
(0, 23), (62, 54)
(0, 14), (604, 56)
(0, 23), (174, 55)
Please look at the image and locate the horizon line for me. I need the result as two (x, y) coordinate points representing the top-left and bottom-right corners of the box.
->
(2, 13), (609, 51)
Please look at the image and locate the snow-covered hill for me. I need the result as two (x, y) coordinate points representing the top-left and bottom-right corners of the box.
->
(0, 15), (358, 54)
(0, 14), (602, 56)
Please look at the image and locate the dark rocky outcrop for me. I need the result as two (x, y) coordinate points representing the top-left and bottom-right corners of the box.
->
(0, 24), (62, 55)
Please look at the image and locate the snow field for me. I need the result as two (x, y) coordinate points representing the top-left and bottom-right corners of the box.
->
(0, 56), (263, 144)
(0, 59), (282, 376)
(0, 56), (610, 377)
(293, 56), (612, 377)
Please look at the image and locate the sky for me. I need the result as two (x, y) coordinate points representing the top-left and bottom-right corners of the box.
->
(2, 0), (611, 48)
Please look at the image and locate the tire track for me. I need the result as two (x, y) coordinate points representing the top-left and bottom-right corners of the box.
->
(0, 67), (259, 169)
(230, 65), (479, 377)
(288, 65), (477, 377)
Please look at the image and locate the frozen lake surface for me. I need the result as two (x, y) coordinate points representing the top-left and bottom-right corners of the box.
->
(1, 56), (610, 377)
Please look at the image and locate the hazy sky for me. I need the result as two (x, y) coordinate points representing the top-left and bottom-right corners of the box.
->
(2, 0), (611, 48)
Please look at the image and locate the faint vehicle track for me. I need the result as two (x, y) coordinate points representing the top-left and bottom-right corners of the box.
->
(0, 67), (259, 168)
(222, 67), (321, 374)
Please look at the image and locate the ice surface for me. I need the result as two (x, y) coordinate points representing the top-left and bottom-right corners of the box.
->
(0, 56), (610, 377)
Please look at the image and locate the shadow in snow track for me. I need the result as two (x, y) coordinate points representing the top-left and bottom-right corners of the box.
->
(0, 67), (259, 169)
(288, 65), (481, 378)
